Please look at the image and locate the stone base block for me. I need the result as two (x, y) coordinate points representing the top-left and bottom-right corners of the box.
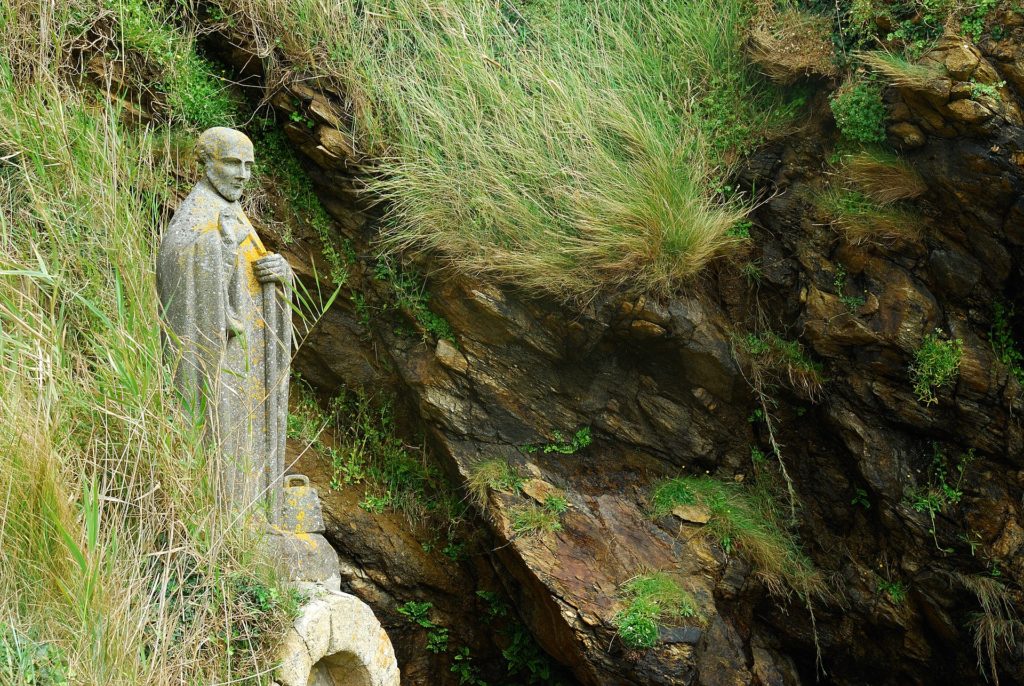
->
(275, 532), (341, 585)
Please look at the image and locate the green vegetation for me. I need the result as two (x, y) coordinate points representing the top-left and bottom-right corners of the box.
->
(612, 573), (698, 650)
(0, 2), (294, 680)
(851, 487), (871, 509)
(970, 79), (1005, 103)
(878, 579), (907, 604)
(472, 590), (566, 685)
(373, 257), (455, 342)
(509, 497), (569, 537)
(465, 459), (525, 510)
(817, 187), (921, 245)
(257, 129), (350, 281)
(990, 302), (1024, 385)
(910, 329), (964, 404)
(397, 601), (449, 654)
(110, 0), (239, 127)
(738, 331), (824, 398)
(830, 79), (887, 144)
(524, 427), (593, 455)
(954, 572), (1024, 686)
(908, 444), (974, 550)
(829, 0), (1000, 59)
(217, 0), (803, 298)
(650, 476), (825, 599)
(833, 265), (866, 313)
(288, 382), (469, 542)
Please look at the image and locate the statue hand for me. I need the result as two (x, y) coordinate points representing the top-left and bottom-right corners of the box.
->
(218, 211), (247, 246)
(254, 253), (292, 285)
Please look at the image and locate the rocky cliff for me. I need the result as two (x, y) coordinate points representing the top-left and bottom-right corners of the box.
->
(204, 18), (1024, 686)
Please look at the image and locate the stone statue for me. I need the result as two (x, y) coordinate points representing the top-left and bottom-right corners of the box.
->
(157, 127), (292, 526)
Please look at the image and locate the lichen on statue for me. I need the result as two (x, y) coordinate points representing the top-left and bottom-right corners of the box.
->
(157, 126), (293, 526)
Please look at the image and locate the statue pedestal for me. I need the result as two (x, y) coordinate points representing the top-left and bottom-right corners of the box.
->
(274, 531), (341, 590)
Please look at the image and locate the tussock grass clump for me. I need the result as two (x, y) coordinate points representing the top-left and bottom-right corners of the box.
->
(466, 458), (525, 511)
(613, 573), (698, 650)
(0, 5), (291, 683)
(650, 476), (826, 600)
(839, 148), (928, 204)
(748, 4), (838, 84)
(859, 50), (946, 91)
(816, 187), (923, 245)
(738, 331), (824, 399)
(217, 0), (800, 298)
(953, 572), (1024, 686)
(509, 496), (568, 537)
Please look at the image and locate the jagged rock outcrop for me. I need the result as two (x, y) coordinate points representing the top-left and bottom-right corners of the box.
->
(208, 23), (1024, 686)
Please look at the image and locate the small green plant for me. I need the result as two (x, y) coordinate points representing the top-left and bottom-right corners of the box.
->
(612, 573), (698, 650)
(257, 130), (348, 283)
(523, 427), (593, 455)
(990, 302), (1024, 385)
(465, 459), (525, 510)
(851, 487), (871, 509)
(877, 579), (907, 604)
(450, 647), (487, 685)
(649, 476), (825, 599)
(509, 496), (569, 537)
(961, 0), (998, 40)
(908, 444), (974, 550)
(398, 601), (449, 653)
(727, 219), (753, 239)
(833, 265), (866, 313)
(0, 626), (69, 685)
(830, 79), (887, 144)
(970, 79), (1005, 103)
(910, 329), (964, 404)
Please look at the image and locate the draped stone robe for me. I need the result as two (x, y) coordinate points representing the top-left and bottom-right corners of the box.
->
(157, 178), (290, 524)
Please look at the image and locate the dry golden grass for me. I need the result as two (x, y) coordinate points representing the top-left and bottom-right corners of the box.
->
(748, 5), (838, 84)
(841, 149), (928, 204)
(816, 188), (923, 246)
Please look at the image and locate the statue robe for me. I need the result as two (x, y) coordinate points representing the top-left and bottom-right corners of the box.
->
(157, 178), (290, 524)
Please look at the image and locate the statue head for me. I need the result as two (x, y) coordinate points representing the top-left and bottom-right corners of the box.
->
(197, 127), (254, 202)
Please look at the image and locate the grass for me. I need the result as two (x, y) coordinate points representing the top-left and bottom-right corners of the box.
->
(910, 329), (964, 404)
(738, 331), (824, 399)
(612, 573), (698, 650)
(816, 187), (922, 245)
(838, 148), (928, 205)
(465, 459), (525, 511)
(747, 4), (837, 85)
(989, 302), (1024, 386)
(859, 50), (946, 91)
(0, 6), (297, 680)
(650, 476), (826, 600)
(509, 496), (568, 538)
(954, 572), (1024, 686)
(215, 0), (802, 299)
(288, 382), (470, 541)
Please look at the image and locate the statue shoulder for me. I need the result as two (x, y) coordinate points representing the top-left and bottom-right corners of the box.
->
(164, 183), (231, 244)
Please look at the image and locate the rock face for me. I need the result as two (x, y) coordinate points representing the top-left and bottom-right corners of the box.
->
(210, 24), (1024, 686)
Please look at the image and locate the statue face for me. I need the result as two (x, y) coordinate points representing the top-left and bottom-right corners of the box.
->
(205, 136), (254, 202)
